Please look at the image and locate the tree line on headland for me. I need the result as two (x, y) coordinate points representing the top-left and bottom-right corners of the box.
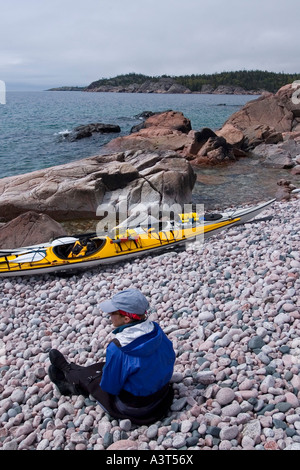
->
(175, 70), (300, 93)
(49, 70), (300, 94)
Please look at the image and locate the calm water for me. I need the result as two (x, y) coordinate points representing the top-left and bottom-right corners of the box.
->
(192, 158), (299, 209)
(1, 91), (298, 209)
(0, 91), (252, 177)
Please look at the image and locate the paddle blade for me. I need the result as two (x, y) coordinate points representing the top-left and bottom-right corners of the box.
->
(51, 237), (78, 246)
(10, 251), (46, 264)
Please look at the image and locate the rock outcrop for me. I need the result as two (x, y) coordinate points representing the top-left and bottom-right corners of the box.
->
(214, 83), (300, 169)
(183, 129), (236, 165)
(252, 138), (300, 169)
(218, 83), (300, 149)
(0, 211), (67, 249)
(201, 85), (263, 95)
(275, 179), (297, 201)
(67, 123), (121, 141)
(0, 151), (196, 222)
(105, 112), (236, 166)
(143, 111), (192, 133)
(104, 111), (193, 154)
(104, 89), (300, 168)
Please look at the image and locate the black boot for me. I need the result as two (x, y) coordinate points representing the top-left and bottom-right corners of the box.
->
(48, 365), (79, 396)
(48, 350), (89, 397)
(49, 349), (72, 372)
(49, 349), (86, 373)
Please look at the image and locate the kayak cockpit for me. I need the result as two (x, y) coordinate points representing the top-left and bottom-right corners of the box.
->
(52, 237), (106, 260)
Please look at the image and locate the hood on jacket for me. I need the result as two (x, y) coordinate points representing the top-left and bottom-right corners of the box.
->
(114, 320), (163, 357)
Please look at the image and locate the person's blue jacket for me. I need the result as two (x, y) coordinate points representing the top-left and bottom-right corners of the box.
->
(100, 321), (175, 397)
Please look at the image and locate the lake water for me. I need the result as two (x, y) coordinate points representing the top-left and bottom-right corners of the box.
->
(1, 91), (298, 209)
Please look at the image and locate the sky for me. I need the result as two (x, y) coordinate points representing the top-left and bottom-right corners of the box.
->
(1, 0), (299, 90)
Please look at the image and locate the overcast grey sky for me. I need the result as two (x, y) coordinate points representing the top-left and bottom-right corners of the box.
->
(1, 0), (299, 90)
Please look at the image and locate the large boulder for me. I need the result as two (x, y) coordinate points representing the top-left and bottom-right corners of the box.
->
(219, 83), (300, 150)
(0, 150), (196, 222)
(0, 211), (67, 248)
(143, 110), (192, 133)
(189, 135), (235, 165)
(242, 125), (283, 149)
(104, 111), (192, 153)
(275, 179), (297, 201)
(223, 92), (290, 133)
(276, 83), (300, 129)
(252, 138), (300, 169)
(215, 123), (245, 147)
(104, 111), (237, 165)
(180, 128), (236, 165)
(68, 123), (121, 141)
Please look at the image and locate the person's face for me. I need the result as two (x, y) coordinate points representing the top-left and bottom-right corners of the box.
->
(109, 311), (131, 328)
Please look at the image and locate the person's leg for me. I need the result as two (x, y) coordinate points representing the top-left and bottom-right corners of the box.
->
(84, 373), (116, 413)
(48, 349), (105, 398)
(49, 351), (118, 414)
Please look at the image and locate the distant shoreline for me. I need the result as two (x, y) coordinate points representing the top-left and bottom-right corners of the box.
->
(47, 86), (261, 96)
(47, 70), (300, 95)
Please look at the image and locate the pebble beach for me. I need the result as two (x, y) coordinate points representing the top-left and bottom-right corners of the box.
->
(0, 197), (299, 451)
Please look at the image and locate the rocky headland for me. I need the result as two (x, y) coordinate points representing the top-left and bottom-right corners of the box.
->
(84, 77), (261, 95)
(86, 77), (192, 94)
(49, 78), (260, 95)
(52, 71), (290, 95)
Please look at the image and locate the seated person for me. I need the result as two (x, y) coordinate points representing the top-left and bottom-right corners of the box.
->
(48, 288), (175, 425)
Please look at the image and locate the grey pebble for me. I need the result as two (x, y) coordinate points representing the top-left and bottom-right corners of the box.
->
(172, 433), (187, 449)
(146, 424), (158, 439)
(170, 397), (187, 411)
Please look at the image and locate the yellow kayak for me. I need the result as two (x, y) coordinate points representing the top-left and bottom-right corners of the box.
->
(0, 199), (275, 277)
(0, 218), (239, 277)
